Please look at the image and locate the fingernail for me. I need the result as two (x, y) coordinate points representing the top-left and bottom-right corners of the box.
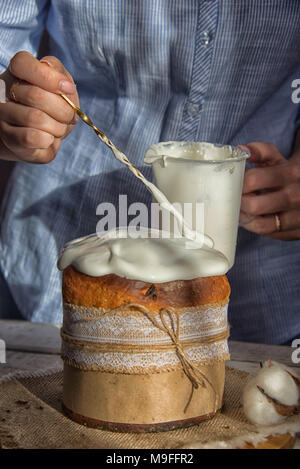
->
(238, 144), (251, 153)
(59, 80), (76, 94)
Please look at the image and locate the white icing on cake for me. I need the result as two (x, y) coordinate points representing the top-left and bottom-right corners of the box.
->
(57, 228), (229, 282)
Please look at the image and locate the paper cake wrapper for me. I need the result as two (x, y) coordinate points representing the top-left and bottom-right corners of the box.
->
(62, 361), (225, 432)
(61, 299), (229, 432)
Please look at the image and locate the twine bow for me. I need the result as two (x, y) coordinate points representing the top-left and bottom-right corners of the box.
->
(137, 305), (219, 413)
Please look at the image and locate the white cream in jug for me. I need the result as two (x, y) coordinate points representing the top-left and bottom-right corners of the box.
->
(108, 145), (212, 246)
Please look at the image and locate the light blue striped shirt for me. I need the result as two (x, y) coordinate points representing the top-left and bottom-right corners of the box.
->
(0, 0), (300, 344)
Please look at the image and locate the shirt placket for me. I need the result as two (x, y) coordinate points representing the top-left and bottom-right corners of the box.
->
(178, 0), (219, 141)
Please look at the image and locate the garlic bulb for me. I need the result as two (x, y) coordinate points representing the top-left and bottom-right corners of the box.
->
(242, 361), (300, 426)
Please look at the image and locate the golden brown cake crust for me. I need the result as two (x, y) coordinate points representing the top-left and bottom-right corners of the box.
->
(62, 266), (230, 310)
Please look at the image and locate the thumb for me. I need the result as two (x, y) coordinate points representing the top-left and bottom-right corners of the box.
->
(7, 51), (76, 95)
(40, 56), (79, 107)
(238, 142), (285, 167)
(40, 56), (75, 84)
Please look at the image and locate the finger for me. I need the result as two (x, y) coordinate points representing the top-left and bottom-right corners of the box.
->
(0, 120), (55, 154)
(241, 142), (286, 167)
(0, 102), (68, 138)
(9, 51), (76, 95)
(239, 210), (300, 235)
(266, 229), (300, 241)
(239, 210), (256, 227)
(5, 81), (77, 124)
(0, 133), (61, 164)
(243, 162), (300, 194)
(40, 56), (73, 81)
(23, 137), (62, 164)
(241, 189), (291, 216)
(0, 138), (20, 160)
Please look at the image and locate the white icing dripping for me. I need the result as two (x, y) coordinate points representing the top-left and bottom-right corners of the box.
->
(57, 228), (229, 282)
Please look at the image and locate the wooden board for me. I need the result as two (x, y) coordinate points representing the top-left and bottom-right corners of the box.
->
(243, 433), (295, 449)
(0, 321), (299, 449)
(0, 320), (61, 354)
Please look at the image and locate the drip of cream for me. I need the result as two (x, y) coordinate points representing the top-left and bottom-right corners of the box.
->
(102, 140), (213, 247)
(57, 228), (229, 282)
(144, 141), (247, 163)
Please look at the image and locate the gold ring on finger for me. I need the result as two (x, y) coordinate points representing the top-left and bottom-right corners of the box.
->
(10, 81), (20, 103)
(274, 213), (281, 232)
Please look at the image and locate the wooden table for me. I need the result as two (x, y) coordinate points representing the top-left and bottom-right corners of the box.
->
(0, 319), (299, 448)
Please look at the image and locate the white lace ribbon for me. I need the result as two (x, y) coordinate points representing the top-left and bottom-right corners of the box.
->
(61, 302), (230, 373)
(63, 302), (228, 344)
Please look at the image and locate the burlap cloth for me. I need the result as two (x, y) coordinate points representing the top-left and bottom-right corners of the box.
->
(0, 366), (299, 449)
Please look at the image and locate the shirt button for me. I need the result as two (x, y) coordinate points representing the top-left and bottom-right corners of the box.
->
(199, 31), (211, 46)
(186, 102), (200, 117)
